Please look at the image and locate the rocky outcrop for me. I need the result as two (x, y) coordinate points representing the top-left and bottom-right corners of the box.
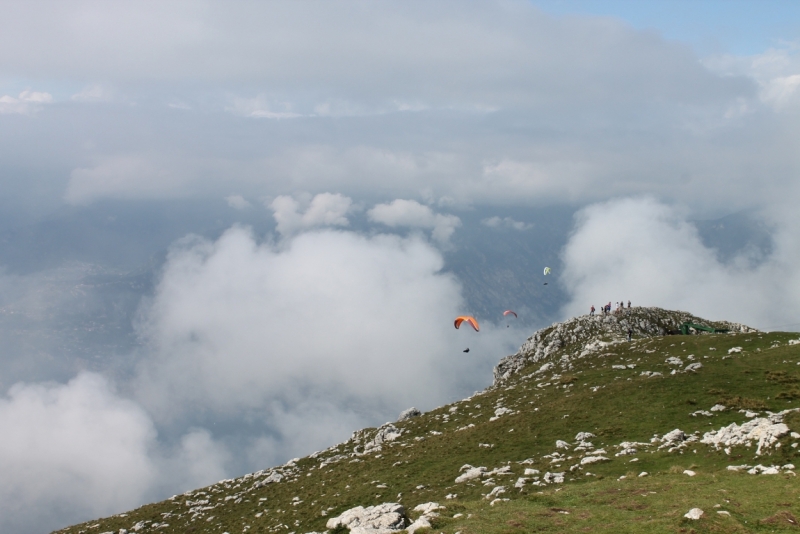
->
(493, 307), (756, 384)
(325, 503), (408, 533)
(702, 409), (798, 455)
(398, 407), (421, 421)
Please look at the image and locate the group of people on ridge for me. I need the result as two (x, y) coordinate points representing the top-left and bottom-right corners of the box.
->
(589, 300), (631, 316)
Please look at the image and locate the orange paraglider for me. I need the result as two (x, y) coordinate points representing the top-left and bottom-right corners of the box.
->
(454, 316), (480, 331)
(502, 310), (517, 318)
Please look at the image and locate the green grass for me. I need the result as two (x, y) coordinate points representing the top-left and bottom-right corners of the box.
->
(55, 322), (800, 534)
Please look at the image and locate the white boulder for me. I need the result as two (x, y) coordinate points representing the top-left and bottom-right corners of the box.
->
(326, 503), (408, 532)
(580, 456), (609, 465)
(684, 508), (704, 520)
(455, 465), (486, 483)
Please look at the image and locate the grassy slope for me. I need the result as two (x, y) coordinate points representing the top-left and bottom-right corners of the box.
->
(57, 313), (800, 534)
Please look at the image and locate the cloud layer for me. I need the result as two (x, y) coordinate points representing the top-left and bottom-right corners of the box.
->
(0, 373), (156, 533)
(134, 226), (508, 420)
(368, 199), (462, 243)
(560, 197), (800, 330)
(1, 1), (796, 215)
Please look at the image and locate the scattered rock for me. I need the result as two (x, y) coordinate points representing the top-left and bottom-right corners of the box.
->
(640, 371), (663, 378)
(543, 472), (565, 484)
(580, 456), (609, 465)
(684, 508), (704, 520)
(484, 486), (506, 500)
(455, 466), (485, 483)
(747, 465), (781, 475)
(685, 363), (703, 372)
(683, 470), (696, 477)
(710, 404), (726, 412)
(728, 347), (742, 354)
(407, 502), (443, 534)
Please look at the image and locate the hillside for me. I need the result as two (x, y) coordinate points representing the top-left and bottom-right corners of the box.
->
(56, 308), (800, 534)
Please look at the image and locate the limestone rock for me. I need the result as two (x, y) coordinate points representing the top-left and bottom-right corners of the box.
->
(493, 307), (755, 384)
(701, 411), (796, 455)
(407, 502), (443, 534)
(325, 503), (408, 532)
(364, 424), (403, 453)
(684, 508), (704, 520)
(398, 408), (421, 421)
(580, 456), (609, 465)
(543, 472), (565, 484)
(455, 465), (486, 483)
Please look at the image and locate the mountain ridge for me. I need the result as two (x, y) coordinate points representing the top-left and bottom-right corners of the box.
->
(55, 308), (800, 534)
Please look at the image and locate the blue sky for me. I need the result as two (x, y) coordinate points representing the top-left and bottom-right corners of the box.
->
(535, 0), (800, 55)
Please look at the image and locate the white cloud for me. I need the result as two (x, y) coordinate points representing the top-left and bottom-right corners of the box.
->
(133, 226), (518, 460)
(0, 373), (157, 533)
(157, 429), (231, 493)
(559, 197), (800, 330)
(481, 216), (532, 230)
(0, 4), (789, 213)
(704, 45), (800, 110)
(226, 194), (252, 210)
(269, 192), (352, 236)
(368, 199), (461, 243)
(0, 369), (235, 534)
(71, 84), (114, 102)
(762, 74), (800, 109)
(227, 94), (304, 119)
(0, 90), (53, 114)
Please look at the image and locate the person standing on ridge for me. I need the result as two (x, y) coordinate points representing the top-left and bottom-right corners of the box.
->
(590, 305), (595, 316)
(627, 328), (632, 341)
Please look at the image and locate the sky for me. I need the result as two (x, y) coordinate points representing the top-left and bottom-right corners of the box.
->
(1, 1), (799, 532)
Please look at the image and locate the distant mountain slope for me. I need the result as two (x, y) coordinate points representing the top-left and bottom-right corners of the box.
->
(55, 309), (800, 534)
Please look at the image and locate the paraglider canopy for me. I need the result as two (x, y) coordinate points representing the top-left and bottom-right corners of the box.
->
(454, 316), (480, 331)
(503, 310), (517, 318)
(543, 266), (552, 276)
